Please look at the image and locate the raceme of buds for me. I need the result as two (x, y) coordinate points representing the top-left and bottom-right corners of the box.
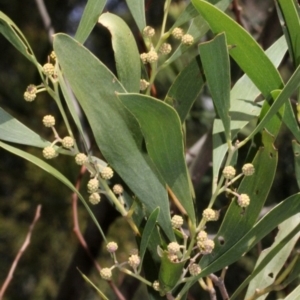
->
(112, 184), (123, 195)
(106, 241), (118, 253)
(42, 115), (55, 127)
(42, 63), (55, 76)
(61, 136), (74, 149)
(172, 27), (184, 39)
(171, 215), (183, 229)
(237, 193), (250, 208)
(167, 242), (180, 254)
(189, 263), (201, 276)
(89, 192), (101, 205)
(140, 79), (149, 91)
(223, 166), (236, 179)
(159, 43), (172, 55)
(87, 178), (99, 193)
(242, 163), (255, 176)
(147, 49), (158, 63)
(75, 153), (88, 165)
(100, 268), (112, 280)
(42, 146), (57, 159)
(143, 26), (155, 38)
(202, 208), (217, 222)
(128, 254), (141, 269)
(181, 34), (194, 46)
(100, 167), (114, 180)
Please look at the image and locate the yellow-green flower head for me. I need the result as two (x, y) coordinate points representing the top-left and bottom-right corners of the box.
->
(171, 215), (183, 229)
(242, 163), (255, 176)
(87, 178), (99, 193)
(112, 184), (123, 195)
(42, 115), (55, 127)
(237, 193), (250, 208)
(75, 153), (88, 165)
(189, 263), (201, 276)
(202, 208), (216, 222)
(197, 230), (208, 242)
(42, 146), (57, 159)
(181, 34), (194, 46)
(167, 242), (180, 254)
(100, 268), (112, 280)
(100, 167), (113, 180)
(143, 26), (155, 38)
(223, 165), (236, 179)
(198, 239), (215, 254)
(159, 43), (172, 55)
(147, 49), (158, 63)
(89, 192), (101, 205)
(62, 136), (74, 149)
(42, 63), (54, 76)
(172, 27), (184, 39)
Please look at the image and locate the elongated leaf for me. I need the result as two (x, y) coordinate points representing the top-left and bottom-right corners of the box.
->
(0, 107), (50, 148)
(165, 55), (204, 123)
(118, 93), (195, 222)
(171, 3), (199, 30)
(125, 0), (146, 32)
(292, 140), (300, 189)
(0, 141), (106, 241)
(283, 100), (300, 143)
(98, 13), (140, 93)
(284, 284), (300, 300)
(241, 214), (300, 300)
(74, 0), (106, 44)
(199, 33), (231, 140)
(178, 193), (300, 296)
(0, 12), (38, 66)
(53, 34), (174, 240)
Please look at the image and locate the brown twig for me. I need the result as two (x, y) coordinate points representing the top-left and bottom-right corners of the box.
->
(231, 0), (244, 27)
(0, 205), (42, 300)
(209, 270), (229, 300)
(72, 165), (126, 300)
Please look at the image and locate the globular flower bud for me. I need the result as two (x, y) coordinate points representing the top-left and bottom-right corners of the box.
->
(42, 115), (55, 127)
(171, 215), (183, 229)
(62, 136), (74, 149)
(112, 184), (123, 195)
(140, 79), (149, 91)
(42, 146), (57, 159)
(237, 193), (250, 208)
(189, 263), (201, 276)
(197, 230), (208, 242)
(42, 63), (55, 76)
(100, 167), (113, 180)
(24, 91), (36, 102)
(87, 178), (99, 193)
(50, 51), (56, 61)
(75, 153), (88, 165)
(181, 34), (194, 46)
(128, 254), (141, 269)
(172, 27), (184, 39)
(198, 239), (215, 254)
(202, 208), (216, 222)
(89, 192), (101, 205)
(140, 52), (148, 64)
(153, 280), (160, 291)
(223, 166), (236, 179)
(143, 26), (155, 37)
(147, 50), (158, 63)
(106, 241), (118, 253)
(100, 268), (112, 280)
(159, 43), (172, 55)
(168, 253), (179, 262)
(242, 163), (255, 176)
(167, 242), (180, 254)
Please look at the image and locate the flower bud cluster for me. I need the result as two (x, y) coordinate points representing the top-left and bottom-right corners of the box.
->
(223, 166), (236, 179)
(128, 254), (141, 269)
(171, 27), (194, 45)
(75, 153), (88, 165)
(24, 84), (37, 102)
(143, 26), (155, 38)
(42, 63), (55, 76)
(189, 263), (201, 276)
(42, 115), (55, 127)
(100, 268), (112, 280)
(237, 193), (250, 208)
(42, 146), (57, 159)
(106, 241), (118, 253)
(62, 136), (74, 149)
(112, 184), (123, 195)
(87, 178), (99, 193)
(171, 215), (183, 229)
(140, 79), (149, 91)
(89, 192), (101, 205)
(159, 43), (172, 55)
(100, 166), (114, 180)
(202, 208), (219, 222)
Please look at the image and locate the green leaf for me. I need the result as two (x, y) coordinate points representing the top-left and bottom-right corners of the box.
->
(276, 0), (300, 67)
(125, 0), (146, 32)
(98, 13), (140, 93)
(199, 33), (231, 140)
(292, 140), (300, 189)
(165, 55), (204, 123)
(74, 0), (106, 44)
(0, 141), (106, 241)
(192, 0), (283, 98)
(0, 107), (50, 148)
(283, 101), (300, 143)
(0, 12), (38, 66)
(118, 93), (195, 223)
(284, 284), (300, 300)
(139, 207), (160, 272)
(53, 34), (174, 240)
(171, 3), (199, 30)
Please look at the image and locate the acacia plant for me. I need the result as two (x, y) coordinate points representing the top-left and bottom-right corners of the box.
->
(1, 0), (300, 299)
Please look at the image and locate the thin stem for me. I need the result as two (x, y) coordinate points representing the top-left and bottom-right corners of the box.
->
(119, 267), (152, 286)
(161, 0), (172, 38)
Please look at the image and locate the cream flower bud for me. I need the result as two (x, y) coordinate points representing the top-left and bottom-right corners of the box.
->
(167, 242), (180, 254)
(140, 52), (148, 64)
(143, 26), (155, 37)
(100, 268), (112, 280)
(42, 63), (54, 76)
(42, 146), (57, 159)
(181, 34), (194, 46)
(223, 166), (236, 179)
(198, 239), (215, 254)
(242, 163), (255, 176)
(128, 254), (141, 268)
(172, 27), (184, 39)
(197, 230), (208, 242)
(87, 178), (99, 193)
(24, 91), (36, 102)
(42, 115), (55, 127)
(75, 153), (88, 165)
(62, 136), (74, 149)
(100, 167), (113, 180)
(89, 192), (101, 205)
(202, 208), (216, 222)
(153, 280), (160, 291)
(106, 241), (118, 253)
(140, 79), (149, 91)
(112, 184), (123, 195)
(189, 263), (201, 276)
(147, 50), (158, 63)
(50, 51), (56, 61)
(237, 193), (250, 208)
(159, 43), (172, 55)
(171, 215), (183, 229)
